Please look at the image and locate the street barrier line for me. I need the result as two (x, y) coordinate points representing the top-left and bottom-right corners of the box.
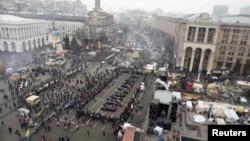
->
(93, 123), (98, 128)
(102, 125), (106, 130)
(69, 115), (75, 120)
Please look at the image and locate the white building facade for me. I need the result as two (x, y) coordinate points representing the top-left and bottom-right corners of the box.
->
(0, 14), (85, 53)
(47, 21), (84, 37)
(180, 14), (220, 73)
(0, 14), (47, 53)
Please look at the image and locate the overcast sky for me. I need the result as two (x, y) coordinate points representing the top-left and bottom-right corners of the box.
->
(81, 0), (250, 14)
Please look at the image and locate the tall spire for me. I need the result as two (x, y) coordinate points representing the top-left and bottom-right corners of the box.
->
(94, 0), (102, 11)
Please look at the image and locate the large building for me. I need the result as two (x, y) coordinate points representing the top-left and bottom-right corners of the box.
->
(214, 15), (250, 72)
(0, 14), (85, 53)
(151, 13), (250, 73)
(239, 6), (250, 15)
(212, 5), (229, 19)
(86, 0), (114, 41)
(0, 14), (47, 53)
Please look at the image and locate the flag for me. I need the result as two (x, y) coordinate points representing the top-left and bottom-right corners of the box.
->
(25, 129), (30, 139)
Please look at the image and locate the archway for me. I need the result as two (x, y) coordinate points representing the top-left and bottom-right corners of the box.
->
(3, 42), (8, 52)
(192, 48), (202, 72)
(37, 38), (41, 47)
(184, 47), (193, 70)
(28, 40), (32, 50)
(22, 42), (27, 51)
(33, 39), (37, 48)
(11, 42), (16, 52)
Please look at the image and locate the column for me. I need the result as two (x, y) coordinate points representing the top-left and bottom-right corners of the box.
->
(2, 28), (6, 38)
(31, 27), (34, 37)
(185, 26), (189, 41)
(27, 27), (29, 38)
(12, 28), (15, 39)
(207, 52), (215, 74)
(180, 49), (186, 70)
(194, 27), (199, 42)
(0, 28), (2, 39)
(213, 28), (218, 44)
(28, 27), (30, 38)
(189, 50), (195, 72)
(198, 51), (205, 71)
(21, 28), (24, 39)
(9, 28), (13, 39)
(204, 28), (209, 43)
(24, 27), (27, 38)
(16, 28), (20, 40)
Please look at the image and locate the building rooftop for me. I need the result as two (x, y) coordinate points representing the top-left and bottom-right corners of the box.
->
(0, 14), (46, 24)
(154, 90), (173, 105)
(218, 15), (250, 24)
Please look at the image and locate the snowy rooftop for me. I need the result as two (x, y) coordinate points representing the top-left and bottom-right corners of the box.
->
(218, 15), (250, 25)
(0, 14), (46, 24)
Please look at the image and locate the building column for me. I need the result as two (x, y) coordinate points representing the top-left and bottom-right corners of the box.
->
(213, 28), (219, 44)
(204, 28), (208, 43)
(32, 27), (34, 37)
(21, 28), (24, 39)
(207, 51), (215, 74)
(28, 27), (30, 38)
(36, 27), (38, 36)
(3, 28), (6, 38)
(194, 27), (199, 42)
(26, 27), (29, 38)
(0, 28), (2, 39)
(16, 28), (20, 40)
(185, 26), (189, 41)
(199, 50), (205, 71)
(24, 28), (27, 38)
(189, 50), (195, 72)
(12, 28), (15, 39)
(9, 28), (13, 39)
(180, 49), (186, 70)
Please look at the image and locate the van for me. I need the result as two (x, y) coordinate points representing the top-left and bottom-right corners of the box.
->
(26, 95), (40, 106)
(17, 108), (30, 116)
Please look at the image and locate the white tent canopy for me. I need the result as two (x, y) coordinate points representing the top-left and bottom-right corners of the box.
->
(156, 78), (169, 90)
(144, 64), (156, 71)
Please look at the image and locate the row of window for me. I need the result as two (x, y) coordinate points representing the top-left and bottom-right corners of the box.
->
(223, 29), (249, 34)
(220, 46), (248, 51)
(218, 56), (243, 62)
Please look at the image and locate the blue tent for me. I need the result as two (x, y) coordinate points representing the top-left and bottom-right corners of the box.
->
(158, 135), (165, 141)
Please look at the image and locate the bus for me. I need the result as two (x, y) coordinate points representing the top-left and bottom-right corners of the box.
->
(105, 54), (116, 64)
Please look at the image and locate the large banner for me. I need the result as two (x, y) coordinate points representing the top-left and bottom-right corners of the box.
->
(48, 31), (60, 46)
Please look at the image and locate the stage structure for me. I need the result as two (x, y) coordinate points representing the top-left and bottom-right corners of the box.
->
(44, 22), (66, 65)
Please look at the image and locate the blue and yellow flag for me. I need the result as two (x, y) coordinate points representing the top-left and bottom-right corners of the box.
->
(25, 129), (30, 139)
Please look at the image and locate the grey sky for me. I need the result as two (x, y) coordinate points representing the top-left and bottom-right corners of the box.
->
(81, 0), (250, 14)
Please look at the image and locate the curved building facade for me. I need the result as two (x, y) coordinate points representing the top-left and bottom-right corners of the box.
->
(0, 14), (47, 53)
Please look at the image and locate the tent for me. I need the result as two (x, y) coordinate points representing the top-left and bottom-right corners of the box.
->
(212, 76), (218, 81)
(186, 82), (193, 88)
(144, 64), (156, 71)
(156, 78), (169, 90)
(154, 126), (163, 136)
(212, 108), (225, 119)
(186, 101), (193, 111)
(216, 118), (226, 125)
(172, 91), (181, 101)
(158, 135), (165, 141)
(207, 83), (219, 96)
